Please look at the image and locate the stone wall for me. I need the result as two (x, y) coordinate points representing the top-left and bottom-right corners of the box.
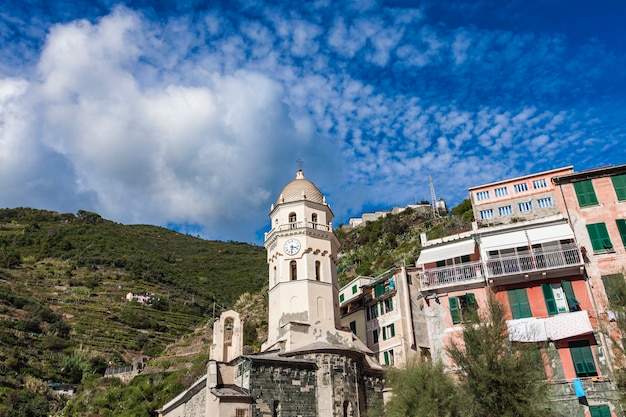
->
(249, 361), (318, 417)
(247, 352), (384, 417)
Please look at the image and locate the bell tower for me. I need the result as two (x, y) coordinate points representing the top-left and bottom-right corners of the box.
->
(262, 168), (344, 352)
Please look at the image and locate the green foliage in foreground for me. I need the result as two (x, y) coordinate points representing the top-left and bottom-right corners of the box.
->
(447, 298), (553, 417)
(385, 360), (463, 417)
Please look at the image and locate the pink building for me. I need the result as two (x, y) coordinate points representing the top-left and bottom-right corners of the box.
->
(553, 165), (626, 366)
(469, 166), (574, 225)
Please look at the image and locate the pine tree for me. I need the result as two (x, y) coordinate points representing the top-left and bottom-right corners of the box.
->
(446, 297), (554, 417)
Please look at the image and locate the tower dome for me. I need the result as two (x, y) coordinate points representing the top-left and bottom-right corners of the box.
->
(276, 169), (324, 205)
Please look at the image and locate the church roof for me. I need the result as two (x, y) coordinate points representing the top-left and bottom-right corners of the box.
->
(276, 169), (324, 205)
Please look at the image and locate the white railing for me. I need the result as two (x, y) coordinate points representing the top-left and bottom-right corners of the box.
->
(420, 261), (484, 289)
(419, 246), (583, 290)
(486, 247), (582, 278)
(274, 221), (331, 232)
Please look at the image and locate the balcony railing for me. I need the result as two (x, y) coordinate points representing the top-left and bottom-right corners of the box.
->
(420, 261), (484, 289)
(486, 247), (582, 278)
(274, 221), (331, 232)
(419, 246), (583, 290)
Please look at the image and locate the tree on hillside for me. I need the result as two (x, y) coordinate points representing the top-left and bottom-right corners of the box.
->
(385, 360), (464, 417)
(447, 298), (553, 417)
(449, 198), (474, 221)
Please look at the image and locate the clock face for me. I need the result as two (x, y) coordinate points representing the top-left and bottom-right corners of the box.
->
(284, 238), (301, 255)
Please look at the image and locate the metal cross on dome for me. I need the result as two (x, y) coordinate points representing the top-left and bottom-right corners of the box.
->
(296, 158), (304, 170)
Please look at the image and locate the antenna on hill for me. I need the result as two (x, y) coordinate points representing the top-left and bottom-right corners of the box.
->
(429, 174), (441, 218)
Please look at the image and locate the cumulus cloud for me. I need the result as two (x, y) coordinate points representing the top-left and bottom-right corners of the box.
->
(0, 1), (624, 242)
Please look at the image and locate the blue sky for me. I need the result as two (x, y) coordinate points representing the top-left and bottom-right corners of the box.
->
(1, 0), (625, 243)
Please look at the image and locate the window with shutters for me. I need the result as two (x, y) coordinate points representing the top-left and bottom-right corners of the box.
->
(351, 284), (357, 294)
(569, 340), (598, 377)
(601, 273), (626, 307)
(384, 297), (394, 313)
(612, 174), (626, 201)
(339, 293), (345, 302)
(589, 405), (612, 417)
(616, 219), (626, 248)
(542, 283), (559, 316)
(449, 293), (477, 324)
(236, 409), (248, 417)
(507, 288), (532, 319)
(542, 281), (581, 315)
(382, 323), (395, 340)
(586, 223), (613, 253)
(349, 321), (356, 334)
(372, 329), (379, 344)
(574, 180), (599, 207)
(383, 349), (395, 366)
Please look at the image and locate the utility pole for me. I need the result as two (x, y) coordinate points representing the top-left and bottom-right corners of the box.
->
(429, 174), (441, 218)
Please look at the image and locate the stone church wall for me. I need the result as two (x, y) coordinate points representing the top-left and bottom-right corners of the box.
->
(249, 361), (318, 417)
(246, 352), (384, 417)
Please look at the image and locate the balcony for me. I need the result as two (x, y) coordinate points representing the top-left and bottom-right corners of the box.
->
(274, 221), (331, 232)
(419, 261), (484, 291)
(486, 246), (583, 283)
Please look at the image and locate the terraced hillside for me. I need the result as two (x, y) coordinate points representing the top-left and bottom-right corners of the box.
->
(0, 208), (267, 416)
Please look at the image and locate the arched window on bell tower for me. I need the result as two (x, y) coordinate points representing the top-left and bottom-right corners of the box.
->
(311, 213), (318, 229)
(289, 212), (297, 229)
(273, 265), (277, 285)
(290, 260), (297, 281)
(315, 261), (321, 281)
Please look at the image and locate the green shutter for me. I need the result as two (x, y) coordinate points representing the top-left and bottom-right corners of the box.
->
(373, 329), (378, 344)
(508, 288), (532, 319)
(587, 223), (613, 252)
(590, 405), (612, 417)
(601, 273), (626, 307)
(339, 294), (345, 302)
(617, 219), (626, 248)
(388, 297), (393, 311)
(574, 180), (599, 207)
(612, 174), (626, 201)
(390, 323), (395, 337)
(561, 280), (581, 309)
(450, 296), (461, 324)
(383, 351), (389, 365)
(352, 285), (357, 294)
(570, 343), (597, 377)
(542, 284), (559, 315)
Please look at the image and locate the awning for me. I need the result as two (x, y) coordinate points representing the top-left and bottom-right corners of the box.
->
(417, 239), (476, 265)
(526, 223), (575, 244)
(480, 222), (575, 251)
(480, 231), (528, 252)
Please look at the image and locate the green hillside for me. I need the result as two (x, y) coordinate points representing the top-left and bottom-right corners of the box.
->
(0, 208), (267, 416)
(0, 202), (473, 416)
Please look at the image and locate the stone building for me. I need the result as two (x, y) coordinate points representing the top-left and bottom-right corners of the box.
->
(157, 169), (385, 417)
